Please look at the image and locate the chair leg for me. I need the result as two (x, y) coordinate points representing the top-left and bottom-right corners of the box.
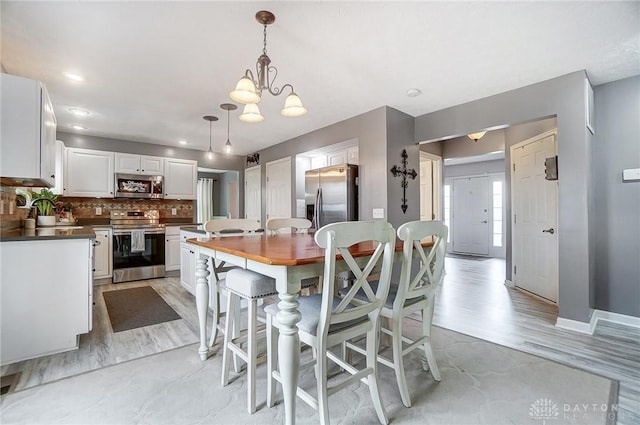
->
(316, 342), (330, 425)
(247, 299), (258, 414)
(232, 294), (243, 373)
(208, 287), (220, 347)
(266, 313), (278, 408)
(392, 316), (412, 407)
(221, 292), (237, 387)
(421, 299), (441, 382)
(366, 325), (389, 425)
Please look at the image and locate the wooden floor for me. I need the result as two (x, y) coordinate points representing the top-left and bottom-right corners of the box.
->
(1, 255), (638, 424)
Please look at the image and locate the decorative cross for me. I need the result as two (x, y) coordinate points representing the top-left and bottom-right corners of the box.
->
(390, 149), (417, 214)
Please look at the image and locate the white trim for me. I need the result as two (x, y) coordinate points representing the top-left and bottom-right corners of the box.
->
(590, 309), (640, 333)
(555, 317), (592, 334)
(504, 279), (514, 288)
(510, 128), (557, 150)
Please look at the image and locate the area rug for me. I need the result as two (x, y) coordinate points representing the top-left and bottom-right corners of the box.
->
(0, 326), (617, 425)
(103, 286), (181, 332)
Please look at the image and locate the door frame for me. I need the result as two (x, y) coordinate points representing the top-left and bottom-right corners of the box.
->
(509, 129), (559, 302)
(419, 151), (442, 221)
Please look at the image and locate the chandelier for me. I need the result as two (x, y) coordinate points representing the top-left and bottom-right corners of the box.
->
(230, 10), (307, 122)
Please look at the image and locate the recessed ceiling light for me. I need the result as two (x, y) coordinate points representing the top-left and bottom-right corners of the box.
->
(70, 124), (87, 130)
(68, 107), (90, 116)
(63, 72), (84, 82)
(407, 88), (422, 97)
(179, 140), (187, 145)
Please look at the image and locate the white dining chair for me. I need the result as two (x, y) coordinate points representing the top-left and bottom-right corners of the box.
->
(343, 220), (447, 408)
(265, 220), (396, 425)
(266, 217), (312, 234)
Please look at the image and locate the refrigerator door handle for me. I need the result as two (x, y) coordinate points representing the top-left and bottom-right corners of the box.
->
(315, 188), (322, 229)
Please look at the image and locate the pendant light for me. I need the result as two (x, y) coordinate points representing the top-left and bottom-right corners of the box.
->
(220, 103), (237, 154)
(203, 115), (218, 159)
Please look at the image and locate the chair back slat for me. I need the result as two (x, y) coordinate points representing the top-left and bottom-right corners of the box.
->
(396, 221), (448, 305)
(314, 221), (395, 340)
(266, 218), (312, 234)
(204, 218), (261, 236)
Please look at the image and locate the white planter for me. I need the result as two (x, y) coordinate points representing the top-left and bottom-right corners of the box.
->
(37, 216), (56, 227)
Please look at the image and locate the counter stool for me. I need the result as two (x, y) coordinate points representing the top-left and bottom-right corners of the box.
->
(221, 268), (277, 414)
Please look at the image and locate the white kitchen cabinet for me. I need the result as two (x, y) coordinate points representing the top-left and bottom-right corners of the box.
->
(347, 146), (359, 165)
(164, 158), (197, 200)
(115, 153), (164, 175)
(165, 226), (181, 272)
(65, 148), (115, 197)
(180, 242), (196, 294)
(310, 156), (328, 170)
(93, 227), (112, 279)
(328, 150), (347, 166)
(52, 140), (66, 195)
(0, 73), (57, 187)
(0, 237), (93, 365)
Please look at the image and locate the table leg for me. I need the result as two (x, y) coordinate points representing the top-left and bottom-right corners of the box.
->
(276, 291), (302, 425)
(195, 252), (211, 361)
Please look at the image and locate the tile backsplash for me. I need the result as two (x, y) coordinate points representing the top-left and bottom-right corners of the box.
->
(60, 197), (195, 220)
(0, 187), (30, 224)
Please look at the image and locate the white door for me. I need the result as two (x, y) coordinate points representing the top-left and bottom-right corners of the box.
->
(511, 130), (558, 302)
(420, 152), (442, 221)
(452, 176), (490, 255)
(266, 157), (292, 221)
(244, 165), (262, 224)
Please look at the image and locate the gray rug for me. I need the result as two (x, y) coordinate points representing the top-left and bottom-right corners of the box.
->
(0, 324), (617, 425)
(103, 286), (181, 332)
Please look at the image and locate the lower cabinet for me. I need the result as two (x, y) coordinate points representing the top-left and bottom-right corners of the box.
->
(0, 237), (93, 365)
(93, 227), (112, 279)
(165, 226), (181, 272)
(180, 242), (196, 294)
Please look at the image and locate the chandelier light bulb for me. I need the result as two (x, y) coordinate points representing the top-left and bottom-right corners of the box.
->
(281, 92), (307, 117)
(239, 103), (265, 123)
(230, 76), (260, 104)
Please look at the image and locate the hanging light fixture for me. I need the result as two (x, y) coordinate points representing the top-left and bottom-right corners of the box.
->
(467, 131), (487, 142)
(220, 103), (237, 154)
(230, 10), (307, 122)
(203, 115), (218, 159)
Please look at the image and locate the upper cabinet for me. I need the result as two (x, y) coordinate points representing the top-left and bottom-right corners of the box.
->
(0, 73), (57, 187)
(115, 153), (164, 175)
(52, 140), (66, 195)
(65, 148), (115, 197)
(164, 158), (197, 199)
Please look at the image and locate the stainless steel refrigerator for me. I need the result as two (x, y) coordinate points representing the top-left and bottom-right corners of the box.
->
(305, 163), (358, 229)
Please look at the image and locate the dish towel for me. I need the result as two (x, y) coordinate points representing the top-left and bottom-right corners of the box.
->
(130, 230), (146, 252)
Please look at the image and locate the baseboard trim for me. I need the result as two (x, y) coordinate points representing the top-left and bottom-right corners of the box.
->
(555, 317), (593, 334)
(504, 279), (514, 288)
(589, 309), (640, 333)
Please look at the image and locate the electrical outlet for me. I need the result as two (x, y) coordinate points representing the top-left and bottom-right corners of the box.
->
(95, 207), (102, 215)
(171, 208), (177, 216)
(372, 208), (384, 219)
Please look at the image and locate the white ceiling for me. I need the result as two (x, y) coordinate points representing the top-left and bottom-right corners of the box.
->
(2, 1), (639, 156)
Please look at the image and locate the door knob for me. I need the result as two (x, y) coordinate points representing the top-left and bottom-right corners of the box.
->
(481, 220), (488, 224)
(542, 228), (555, 234)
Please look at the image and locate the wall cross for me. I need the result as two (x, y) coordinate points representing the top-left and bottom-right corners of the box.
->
(390, 149), (417, 214)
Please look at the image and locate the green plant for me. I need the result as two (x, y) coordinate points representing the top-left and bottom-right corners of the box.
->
(30, 188), (59, 216)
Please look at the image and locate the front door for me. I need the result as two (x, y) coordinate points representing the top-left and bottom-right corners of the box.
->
(511, 130), (558, 302)
(452, 176), (490, 255)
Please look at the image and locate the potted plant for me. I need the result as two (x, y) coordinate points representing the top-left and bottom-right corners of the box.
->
(30, 188), (59, 226)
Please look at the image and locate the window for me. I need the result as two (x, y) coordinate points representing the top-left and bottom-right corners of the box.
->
(492, 180), (503, 247)
(443, 184), (451, 243)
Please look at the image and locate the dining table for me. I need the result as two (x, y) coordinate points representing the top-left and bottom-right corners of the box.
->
(187, 231), (431, 425)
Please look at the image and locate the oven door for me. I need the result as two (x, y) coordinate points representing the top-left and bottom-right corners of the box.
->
(112, 228), (166, 283)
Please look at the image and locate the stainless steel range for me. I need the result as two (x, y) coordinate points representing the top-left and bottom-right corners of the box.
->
(110, 210), (165, 283)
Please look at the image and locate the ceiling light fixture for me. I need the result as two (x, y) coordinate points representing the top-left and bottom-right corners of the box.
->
(68, 107), (90, 116)
(63, 72), (84, 82)
(203, 115), (218, 160)
(230, 10), (307, 122)
(407, 88), (422, 97)
(179, 140), (187, 145)
(220, 103), (237, 154)
(467, 131), (487, 142)
(70, 124), (86, 130)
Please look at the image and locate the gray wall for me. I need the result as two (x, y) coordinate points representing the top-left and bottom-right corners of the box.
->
(253, 107), (387, 226)
(415, 71), (592, 323)
(592, 75), (640, 318)
(444, 159), (505, 179)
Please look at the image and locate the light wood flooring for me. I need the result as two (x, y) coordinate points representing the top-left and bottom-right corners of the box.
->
(1, 255), (639, 424)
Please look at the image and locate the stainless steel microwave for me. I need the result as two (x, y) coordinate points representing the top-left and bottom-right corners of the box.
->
(114, 174), (164, 199)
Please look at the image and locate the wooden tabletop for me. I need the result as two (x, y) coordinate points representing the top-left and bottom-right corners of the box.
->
(187, 233), (433, 267)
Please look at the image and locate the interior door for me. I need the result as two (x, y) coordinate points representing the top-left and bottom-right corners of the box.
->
(420, 152), (442, 221)
(244, 165), (261, 224)
(452, 176), (490, 255)
(511, 131), (558, 302)
(266, 157), (292, 221)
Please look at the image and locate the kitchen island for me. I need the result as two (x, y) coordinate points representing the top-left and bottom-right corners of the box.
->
(0, 226), (96, 365)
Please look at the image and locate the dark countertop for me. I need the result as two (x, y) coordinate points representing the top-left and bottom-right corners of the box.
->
(0, 226), (96, 242)
(179, 225), (206, 234)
